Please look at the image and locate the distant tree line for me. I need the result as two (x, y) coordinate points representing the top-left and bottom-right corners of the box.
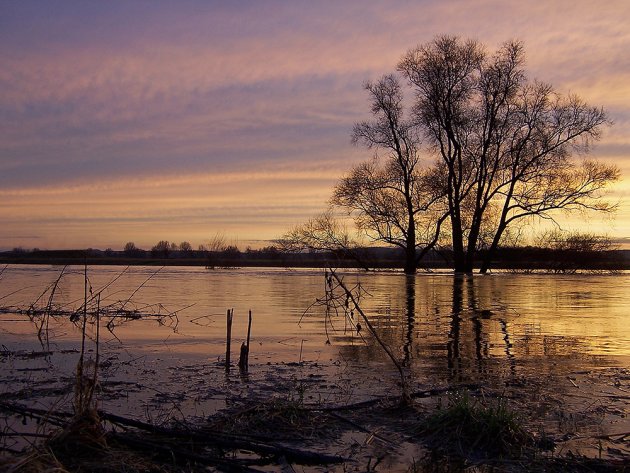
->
(2, 233), (628, 271)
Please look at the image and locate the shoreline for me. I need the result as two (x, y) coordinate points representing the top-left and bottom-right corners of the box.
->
(2, 253), (629, 271)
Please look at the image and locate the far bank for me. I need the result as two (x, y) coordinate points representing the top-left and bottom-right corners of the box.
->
(1, 247), (629, 272)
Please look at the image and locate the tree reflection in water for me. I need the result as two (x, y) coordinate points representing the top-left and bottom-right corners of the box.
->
(446, 275), (517, 381)
(345, 272), (524, 385)
(447, 274), (464, 379)
(402, 275), (415, 367)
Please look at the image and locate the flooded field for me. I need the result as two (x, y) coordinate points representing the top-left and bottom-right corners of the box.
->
(1, 264), (629, 470)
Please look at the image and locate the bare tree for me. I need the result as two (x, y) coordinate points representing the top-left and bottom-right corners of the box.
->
(536, 230), (615, 253)
(123, 242), (138, 255)
(199, 233), (230, 269)
(199, 233), (227, 253)
(533, 229), (617, 273)
(398, 36), (618, 273)
(151, 240), (171, 257)
(179, 241), (192, 252)
(333, 75), (448, 274)
(280, 211), (370, 269)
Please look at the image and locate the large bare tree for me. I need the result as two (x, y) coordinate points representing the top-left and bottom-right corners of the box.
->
(333, 75), (447, 274)
(398, 36), (618, 273)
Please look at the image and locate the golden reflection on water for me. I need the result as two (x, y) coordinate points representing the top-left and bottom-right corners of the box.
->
(0, 266), (628, 370)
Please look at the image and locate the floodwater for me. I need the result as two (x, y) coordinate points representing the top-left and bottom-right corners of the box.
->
(2, 265), (628, 361)
(1, 264), (629, 464)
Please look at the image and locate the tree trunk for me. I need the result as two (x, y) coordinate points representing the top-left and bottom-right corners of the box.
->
(480, 190), (513, 273)
(404, 230), (417, 275)
(463, 212), (483, 273)
(462, 254), (474, 273)
(479, 222), (507, 273)
(463, 224), (478, 273)
(453, 252), (467, 272)
(450, 213), (467, 273)
(404, 247), (417, 274)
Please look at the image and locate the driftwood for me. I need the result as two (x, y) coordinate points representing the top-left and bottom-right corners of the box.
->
(0, 402), (345, 467)
(326, 411), (394, 445)
(0, 400), (72, 427)
(0, 266), (182, 340)
(108, 433), (267, 473)
(100, 410), (346, 465)
(323, 269), (411, 403)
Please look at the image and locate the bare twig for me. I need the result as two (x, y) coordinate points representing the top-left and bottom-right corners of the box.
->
(318, 268), (411, 404)
(119, 267), (163, 312)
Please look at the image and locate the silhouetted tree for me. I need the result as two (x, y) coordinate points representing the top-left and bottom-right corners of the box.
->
(124, 242), (138, 255)
(280, 211), (371, 269)
(221, 245), (240, 255)
(397, 36), (618, 273)
(151, 240), (171, 257)
(198, 233), (226, 253)
(333, 75), (448, 274)
(535, 230), (616, 273)
(179, 241), (192, 252)
(282, 211), (354, 252)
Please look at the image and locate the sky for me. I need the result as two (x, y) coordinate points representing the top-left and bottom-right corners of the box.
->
(1, 0), (629, 250)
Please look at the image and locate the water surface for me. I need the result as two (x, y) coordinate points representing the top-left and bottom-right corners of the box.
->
(1, 265), (628, 365)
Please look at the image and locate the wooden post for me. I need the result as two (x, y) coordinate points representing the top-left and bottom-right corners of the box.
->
(238, 310), (252, 373)
(225, 309), (233, 371)
(247, 309), (252, 348)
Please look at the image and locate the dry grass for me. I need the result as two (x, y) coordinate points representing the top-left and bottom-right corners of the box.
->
(417, 391), (533, 459)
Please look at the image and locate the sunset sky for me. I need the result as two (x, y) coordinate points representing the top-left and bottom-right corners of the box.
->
(1, 0), (629, 251)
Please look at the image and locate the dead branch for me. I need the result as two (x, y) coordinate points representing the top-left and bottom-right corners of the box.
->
(324, 268), (411, 404)
(100, 410), (347, 465)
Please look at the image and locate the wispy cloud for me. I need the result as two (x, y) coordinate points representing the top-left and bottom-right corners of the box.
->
(1, 0), (629, 248)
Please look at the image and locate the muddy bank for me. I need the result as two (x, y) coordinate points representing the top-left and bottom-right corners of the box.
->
(1, 343), (628, 472)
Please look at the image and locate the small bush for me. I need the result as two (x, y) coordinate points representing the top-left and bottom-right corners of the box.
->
(418, 391), (532, 458)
